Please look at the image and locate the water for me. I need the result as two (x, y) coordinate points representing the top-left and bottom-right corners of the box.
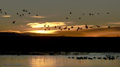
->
(0, 53), (120, 67)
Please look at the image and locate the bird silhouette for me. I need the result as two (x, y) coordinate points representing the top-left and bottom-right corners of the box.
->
(96, 25), (100, 28)
(55, 26), (57, 28)
(77, 27), (80, 31)
(89, 13), (92, 16)
(23, 9), (25, 12)
(36, 14), (38, 16)
(22, 14), (24, 16)
(79, 17), (81, 19)
(16, 13), (19, 15)
(59, 27), (61, 29)
(89, 26), (93, 28)
(0, 9), (2, 11)
(70, 12), (72, 14)
(44, 25), (46, 27)
(20, 15), (22, 17)
(28, 12), (31, 14)
(71, 26), (73, 29)
(85, 24), (88, 29)
(108, 26), (110, 28)
(68, 28), (70, 31)
(13, 21), (15, 24)
(91, 14), (94, 16)
(97, 13), (100, 15)
(82, 13), (85, 15)
(66, 17), (68, 19)
(64, 26), (67, 29)
(5, 12), (7, 15)
(25, 10), (27, 12)
(107, 12), (109, 14)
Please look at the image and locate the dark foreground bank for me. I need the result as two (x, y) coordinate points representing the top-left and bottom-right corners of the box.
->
(0, 32), (120, 55)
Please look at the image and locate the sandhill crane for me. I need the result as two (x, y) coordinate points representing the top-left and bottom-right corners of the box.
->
(13, 21), (15, 24)
(16, 13), (19, 15)
(107, 12), (109, 14)
(28, 12), (31, 14)
(36, 14), (38, 16)
(68, 28), (70, 31)
(71, 26), (73, 29)
(89, 26), (93, 28)
(85, 24), (88, 29)
(82, 13), (85, 15)
(97, 13), (100, 15)
(5, 12), (7, 15)
(89, 13), (92, 16)
(22, 14), (24, 16)
(64, 26), (67, 29)
(108, 26), (110, 28)
(96, 25), (100, 28)
(66, 17), (68, 19)
(55, 26), (57, 28)
(44, 25), (46, 27)
(79, 17), (81, 19)
(0, 9), (1, 11)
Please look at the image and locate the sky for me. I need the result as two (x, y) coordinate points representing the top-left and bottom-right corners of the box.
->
(0, 0), (120, 36)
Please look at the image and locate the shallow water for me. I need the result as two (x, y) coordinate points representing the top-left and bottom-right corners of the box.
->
(0, 53), (120, 67)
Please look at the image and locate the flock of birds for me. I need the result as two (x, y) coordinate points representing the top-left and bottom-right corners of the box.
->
(0, 9), (39, 24)
(68, 55), (119, 60)
(43, 11), (111, 31)
(0, 8), (111, 31)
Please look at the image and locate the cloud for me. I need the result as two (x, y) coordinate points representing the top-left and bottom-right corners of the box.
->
(31, 16), (46, 18)
(108, 22), (120, 24)
(27, 22), (66, 28)
(0, 30), (21, 33)
(1, 15), (11, 18)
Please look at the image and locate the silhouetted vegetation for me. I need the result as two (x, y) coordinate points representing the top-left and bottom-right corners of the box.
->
(0, 32), (120, 55)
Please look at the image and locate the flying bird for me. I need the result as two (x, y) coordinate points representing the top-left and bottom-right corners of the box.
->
(20, 15), (22, 17)
(97, 13), (100, 15)
(82, 13), (85, 15)
(107, 12), (110, 14)
(16, 13), (19, 15)
(89, 13), (92, 16)
(85, 24), (88, 29)
(79, 17), (81, 19)
(64, 26), (67, 29)
(55, 26), (57, 28)
(22, 14), (24, 16)
(70, 12), (72, 14)
(108, 26), (111, 28)
(0, 9), (1, 11)
(5, 12), (7, 15)
(23, 9), (25, 12)
(36, 14), (38, 16)
(13, 21), (16, 24)
(96, 25), (100, 28)
(28, 12), (31, 14)
(71, 26), (73, 29)
(68, 28), (70, 31)
(66, 17), (68, 19)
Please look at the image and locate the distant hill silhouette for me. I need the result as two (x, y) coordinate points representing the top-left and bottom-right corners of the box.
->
(0, 32), (120, 55)
(0, 32), (29, 36)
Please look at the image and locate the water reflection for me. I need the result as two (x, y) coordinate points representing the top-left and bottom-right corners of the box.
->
(0, 53), (120, 67)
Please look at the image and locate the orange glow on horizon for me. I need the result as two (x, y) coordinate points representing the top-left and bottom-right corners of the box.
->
(26, 30), (57, 34)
